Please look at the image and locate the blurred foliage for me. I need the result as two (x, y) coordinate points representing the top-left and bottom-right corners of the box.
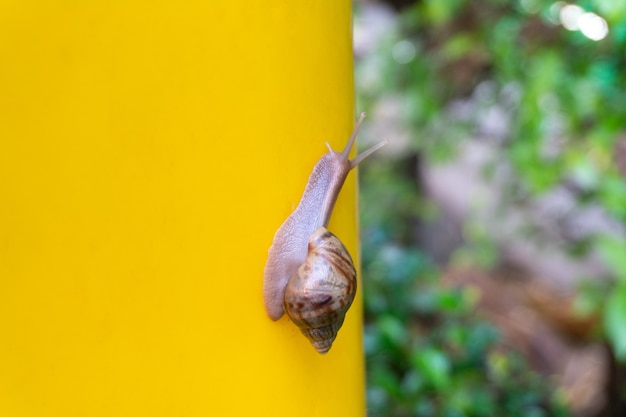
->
(360, 159), (570, 416)
(356, 0), (626, 415)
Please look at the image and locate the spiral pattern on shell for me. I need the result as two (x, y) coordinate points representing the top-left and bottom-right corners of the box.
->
(283, 226), (357, 354)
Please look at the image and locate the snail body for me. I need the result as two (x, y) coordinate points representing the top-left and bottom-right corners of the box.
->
(263, 113), (386, 353)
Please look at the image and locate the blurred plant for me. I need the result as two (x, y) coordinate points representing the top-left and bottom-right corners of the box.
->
(356, 0), (626, 414)
(360, 158), (570, 417)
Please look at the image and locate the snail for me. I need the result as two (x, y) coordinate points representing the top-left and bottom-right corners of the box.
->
(263, 113), (387, 354)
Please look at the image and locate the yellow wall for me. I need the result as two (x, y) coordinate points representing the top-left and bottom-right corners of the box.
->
(0, 1), (364, 416)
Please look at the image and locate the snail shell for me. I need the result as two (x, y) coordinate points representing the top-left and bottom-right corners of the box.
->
(283, 227), (357, 354)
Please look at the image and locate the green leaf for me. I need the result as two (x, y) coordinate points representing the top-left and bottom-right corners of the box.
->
(596, 235), (626, 282)
(378, 315), (408, 347)
(423, 0), (468, 26)
(604, 284), (626, 361)
(442, 33), (478, 60)
(593, 0), (626, 22)
(371, 367), (402, 399)
(411, 348), (451, 389)
(598, 176), (626, 218)
(487, 351), (510, 383)
(569, 157), (600, 190)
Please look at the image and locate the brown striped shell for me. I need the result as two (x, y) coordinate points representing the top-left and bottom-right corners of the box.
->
(283, 226), (357, 354)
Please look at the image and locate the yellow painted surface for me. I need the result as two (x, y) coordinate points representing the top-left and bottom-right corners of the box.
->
(0, 1), (364, 416)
